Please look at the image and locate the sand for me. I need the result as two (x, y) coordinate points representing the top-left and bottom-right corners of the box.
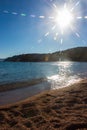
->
(0, 79), (87, 130)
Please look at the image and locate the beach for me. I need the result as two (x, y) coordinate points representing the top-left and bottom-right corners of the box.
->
(0, 79), (87, 130)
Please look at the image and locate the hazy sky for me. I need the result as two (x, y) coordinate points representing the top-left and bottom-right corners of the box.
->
(0, 0), (87, 58)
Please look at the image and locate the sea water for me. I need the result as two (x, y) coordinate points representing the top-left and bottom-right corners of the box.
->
(0, 61), (87, 88)
(0, 61), (87, 105)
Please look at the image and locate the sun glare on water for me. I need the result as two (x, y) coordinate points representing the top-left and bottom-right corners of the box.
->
(47, 62), (81, 89)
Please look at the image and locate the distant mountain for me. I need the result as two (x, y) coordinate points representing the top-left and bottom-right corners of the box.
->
(4, 47), (87, 62)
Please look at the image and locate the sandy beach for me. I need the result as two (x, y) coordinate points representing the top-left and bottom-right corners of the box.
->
(0, 79), (87, 130)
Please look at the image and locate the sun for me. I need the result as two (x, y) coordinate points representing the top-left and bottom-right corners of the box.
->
(55, 7), (74, 30)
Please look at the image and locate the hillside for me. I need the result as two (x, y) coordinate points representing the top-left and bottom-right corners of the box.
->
(4, 47), (87, 62)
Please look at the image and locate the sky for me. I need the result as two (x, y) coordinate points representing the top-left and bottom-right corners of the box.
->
(0, 0), (87, 58)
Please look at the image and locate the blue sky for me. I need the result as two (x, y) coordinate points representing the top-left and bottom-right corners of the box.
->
(0, 0), (87, 58)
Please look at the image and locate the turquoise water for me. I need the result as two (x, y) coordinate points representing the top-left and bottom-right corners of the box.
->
(0, 61), (87, 87)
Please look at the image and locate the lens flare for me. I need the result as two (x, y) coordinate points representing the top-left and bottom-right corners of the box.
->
(55, 8), (74, 30)
(2, 0), (87, 45)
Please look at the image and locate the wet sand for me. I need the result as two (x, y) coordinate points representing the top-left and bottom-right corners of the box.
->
(0, 80), (51, 106)
(0, 79), (87, 130)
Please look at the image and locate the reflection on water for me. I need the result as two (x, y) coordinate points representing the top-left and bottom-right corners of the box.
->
(0, 61), (87, 87)
(0, 61), (87, 105)
(47, 62), (82, 89)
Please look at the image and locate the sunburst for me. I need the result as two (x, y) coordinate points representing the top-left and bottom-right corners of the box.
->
(2, 0), (87, 45)
(38, 0), (87, 45)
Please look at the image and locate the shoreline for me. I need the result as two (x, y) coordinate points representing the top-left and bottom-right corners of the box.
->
(0, 78), (46, 93)
(0, 79), (85, 108)
(0, 79), (51, 106)
(0, 78), (85, 106)
(0, 79), (87, 129)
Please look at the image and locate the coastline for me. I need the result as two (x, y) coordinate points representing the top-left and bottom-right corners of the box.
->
(0, 77), (81, 106)
(0, 78), (46, 92)
(0, 79), (87, 129)
(0, 78), (85, 106)
(0, 79), (52, 106)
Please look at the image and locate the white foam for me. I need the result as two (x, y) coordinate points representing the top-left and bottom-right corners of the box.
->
(47, 74), (82, 90)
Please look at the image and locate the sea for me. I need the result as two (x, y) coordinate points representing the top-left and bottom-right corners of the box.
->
(0, 61), (87, 105)
(0, 61), (87, 89)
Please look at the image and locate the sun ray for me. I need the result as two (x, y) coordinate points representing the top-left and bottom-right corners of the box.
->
(45, 32), (50, 37)
(64, 3), (67, 9)
(38, 0), (85, 45)
(48, 16), (54, 19)
(71, 1), (80, 12)
(21, 13), (26, 17)
(1, 0), (87, 47)
(84, 16), (87, 19)
(70, 25), (80, 38)
(12, 12), (18, 15)
(54, 5), (74, 31)
(70, 25), (86, 45)
(30, 14), (36, 18)
(39, 16), (45, 19)
(75, 32), (80, 38)
(54, 37), (57, 40)
(61, 38), (63, 44)
(76, 16), (82, 19)
(56, 33), (58, 36)
(53, 3), (57, 8)
(61, 29), (64, 35)
(51, 25), (56, 30)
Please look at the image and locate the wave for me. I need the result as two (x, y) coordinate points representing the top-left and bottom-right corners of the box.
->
(47, 74), (82, 89)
